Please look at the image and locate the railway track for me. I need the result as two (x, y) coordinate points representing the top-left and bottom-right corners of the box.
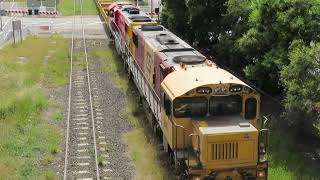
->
(62, 0), (111, 179)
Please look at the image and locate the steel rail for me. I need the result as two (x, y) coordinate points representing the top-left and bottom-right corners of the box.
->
(63, 0), (100, 178)
(80, 0), (100, 178)
(62, 0), (75, 178)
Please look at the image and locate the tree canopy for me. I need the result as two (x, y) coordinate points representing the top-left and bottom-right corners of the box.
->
(161, 0), (320, 137)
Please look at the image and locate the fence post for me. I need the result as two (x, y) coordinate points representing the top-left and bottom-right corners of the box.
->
(0, 2), (3, 31)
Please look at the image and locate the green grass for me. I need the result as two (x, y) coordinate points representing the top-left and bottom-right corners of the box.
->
(58, 0), (98, 16)
(0, 36), (70, 179)
(124, 129), (173, 180)
(73, 52), (87, 69)
(90, 47), (129, 91)
(52, 111), (64, 122)
(43, 37), (70, 87)
(98, 154), (104, 166)
(267, 121), (320, 179)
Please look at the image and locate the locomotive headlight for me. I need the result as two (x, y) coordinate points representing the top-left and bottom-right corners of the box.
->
(212, 87), (228, 94)
(196, 87), (212, 94)
(213, 88), (220, 93)
(258, 170), (265, 177)
(193, 176), (201, 180)
(221, 87), (227, 92)
(229, 85), (243, 92)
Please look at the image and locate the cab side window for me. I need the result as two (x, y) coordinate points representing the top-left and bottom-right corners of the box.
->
(163, 93), (171, 116)
(125, 24), (128, 33)
(245, 98), (257, 119)
(133, 32), (138, 47)
(109, 10), (114, 17)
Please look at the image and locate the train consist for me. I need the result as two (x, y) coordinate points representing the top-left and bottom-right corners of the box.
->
(95, 1), (269, 179)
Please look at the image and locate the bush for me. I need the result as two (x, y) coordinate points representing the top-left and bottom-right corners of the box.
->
(281, 40), (320, 138)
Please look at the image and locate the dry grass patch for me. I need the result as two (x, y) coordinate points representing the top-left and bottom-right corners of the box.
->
(0, 36), (69, 179)
(124, 129), (172, 180)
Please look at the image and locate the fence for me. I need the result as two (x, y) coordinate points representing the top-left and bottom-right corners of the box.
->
(0, 1), (57, 16)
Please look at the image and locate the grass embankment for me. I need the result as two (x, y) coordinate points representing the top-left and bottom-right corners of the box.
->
(90, 47), (173, 180)
(0, 36), (70, 179)
(267, 124), (320, 179)
(58, 0), (98, 16)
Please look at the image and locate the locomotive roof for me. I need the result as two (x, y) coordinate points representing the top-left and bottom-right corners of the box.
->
(133, 25), (205, 66)
(161, 66), (250, 100)
(108, 2), (132, 11)
(119, 5), (152, 23)
(134, 25), (193, 51)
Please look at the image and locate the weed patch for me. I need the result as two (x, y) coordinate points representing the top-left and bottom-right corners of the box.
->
(124, 129), (172, 180)
(0, 36), (69, 179)
(52, 111), (63, 122)
(58, 0), (98, 16)
(267, 120), (320, 179)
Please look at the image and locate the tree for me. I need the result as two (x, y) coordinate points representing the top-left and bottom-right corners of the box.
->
(238, 0), (320, 93)
(281, 41), (320, 137)
(160, 0), (320, 137)
(161, 0), (190, 40)
(161, 0), (251, 73)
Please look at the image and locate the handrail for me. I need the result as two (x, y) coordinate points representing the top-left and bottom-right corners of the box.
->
(188, 134), (200, 168)
(259, 128), (269, 150)
(173, 123), (186, 163)
(259, 116), (269, 150)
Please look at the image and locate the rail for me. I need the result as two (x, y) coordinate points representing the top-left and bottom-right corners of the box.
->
(62, 0), (76, 177)
(81, 0), (100, 178)
(63, 0), (100, 178)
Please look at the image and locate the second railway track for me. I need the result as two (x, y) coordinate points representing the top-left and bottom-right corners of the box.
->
(63, 0), (111, 179)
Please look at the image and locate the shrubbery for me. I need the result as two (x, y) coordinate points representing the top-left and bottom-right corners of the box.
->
(161, 0), (320, 138)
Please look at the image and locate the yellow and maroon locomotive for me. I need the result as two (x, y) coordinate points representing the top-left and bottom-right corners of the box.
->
(95, 1), (269, 179)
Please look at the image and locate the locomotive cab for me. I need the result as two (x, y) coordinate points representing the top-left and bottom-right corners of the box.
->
(160, 65), (268, 180)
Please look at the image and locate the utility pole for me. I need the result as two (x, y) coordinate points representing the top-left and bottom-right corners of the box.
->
(0, 0), (3, 31)
(0, 13), (2, 32)
(150, 0), (153, 18)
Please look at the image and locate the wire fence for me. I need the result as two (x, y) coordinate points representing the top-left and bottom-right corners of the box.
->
(0, 1), (57, 12)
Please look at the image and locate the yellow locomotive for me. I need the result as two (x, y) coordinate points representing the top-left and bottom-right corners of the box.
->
(161, 64), (268, 180)
(95, 0), (269, 179)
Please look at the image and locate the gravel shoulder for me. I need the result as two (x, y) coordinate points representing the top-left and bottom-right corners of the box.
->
(87, 39), (135, 179)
